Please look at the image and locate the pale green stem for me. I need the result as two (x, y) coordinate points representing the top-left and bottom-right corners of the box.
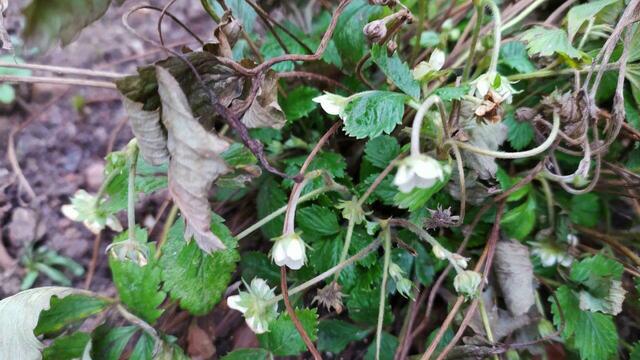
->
(578, 17), (595, 50)
(334, 214), (356, 282)
(94, 170), (119, 207)
(500, 0), (548, 33)
(270, 237), (383, 304)
(507, 63), (620, 81)
(462, 5), (484, 82)
(283, 170), (323, 234)
(447, 111), (559, 159)
(411, 96), (443, 156)
(537, 176), (556, 229)
(376, 227), (392, 360)
(127, 145), (139, 242)
(484, 0), (502, 75)
(156, 203), (178, 259)
(236, 183), (338, 241)
(116, 304), (162, 349)
(478, 296), (499, 360)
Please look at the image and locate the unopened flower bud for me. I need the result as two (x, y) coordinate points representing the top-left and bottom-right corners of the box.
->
(387, 40), (398, 55)
(388, 262), (405, 280)
(537, 319), (555, 337)
(313, 92), (351, 117)
(454, 270), (482, 298)
(396, 277), (414, 299)
(432, 244), (448, 260)
(363, 20), (387, 42)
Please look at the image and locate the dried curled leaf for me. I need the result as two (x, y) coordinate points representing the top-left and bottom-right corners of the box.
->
(463, 122), (508, 179)
(121, 96), (169, 166)
(240, 71), (286, 129)
(0, 287), (83, 359)
(494, 240), (535, 316)
(156, 66), (230, 253)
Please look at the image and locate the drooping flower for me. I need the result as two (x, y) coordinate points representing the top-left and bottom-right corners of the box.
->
(530, 241), (573, 267)
(470, 71), (517, 104)
(450, 253), (469, 269)
(388, 263), (414, 299)
(412, 49), (445, 81)
(61, 190), (122, 234)
(454, 270), (482, 299)
(312, 92), (351, 117)
(393, 154), (445, 193)
(432, 243), (448, 260)
(271, 232), (307, 270)
(105, 239), (149, 266)
(227, 278), (279, 334)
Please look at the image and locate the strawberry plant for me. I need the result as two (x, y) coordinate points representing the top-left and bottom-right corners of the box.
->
(1, 0), (640, 359)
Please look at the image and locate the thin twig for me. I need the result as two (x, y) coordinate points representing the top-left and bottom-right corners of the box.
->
(0, 75), (117, 88)
(84, 233), (102, 290)
(0, 62), (125, 78)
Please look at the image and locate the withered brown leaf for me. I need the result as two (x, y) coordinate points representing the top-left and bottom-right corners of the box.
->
(239, 71), (286, 129)
(121, 96), (169, 166)
(156, 66), (230, 253)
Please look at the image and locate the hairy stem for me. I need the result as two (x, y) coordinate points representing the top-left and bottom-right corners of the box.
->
(484, 0), (502, 74)
(461, 5), (484, 81)
(448, 111), (559, 159)
(127, 145), (139, 241)
(376, 226), (392, 360)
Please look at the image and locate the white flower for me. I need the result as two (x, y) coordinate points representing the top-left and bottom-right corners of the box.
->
(566, 234), (579, 246)
(271, 232), (307, 270)
(227, 278), (279, 334)
(312, 92), (351, 116)
(531, 241), (573, 267)
(470, 71), (517, 104)
(393, 154), (445, 193)
(413, 49), (445, 81)
(61, 190), (122, 234)
(454, 270), (482, 299)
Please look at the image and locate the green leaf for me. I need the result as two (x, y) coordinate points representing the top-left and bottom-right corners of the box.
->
(226, 0), (258, 32)
(42, 332), (91, 360)
(91, 325), (137, 360)
(631, 342), (640, 360)
(221, 143), (257, 167)
(570, 254), (624, 283)
(240, 251), (281, 284)
(281, 86), (321, 122)
(504, 113), (534, 150)
(573, 309), (618, 360)
(258, 308), (319, 356)
(495, 167), (531, 202)
(500, 41), (536, 74)
(22, 0), (121, 51)
(500, 195), (537, 240)
(346, 286), (394, 325)
(364, 331), (398, 360)
(334, 0), (380, 68)
(364, 135), (401, 168)
(257, 177), (287, 238)
(567, 0), (618, 39)
(297, 205), (341, 236)
(521, 27), (582, 59)
(371, 44), (421, 99)
(434, 85), (469, 101)
(160, 215), (240, 315)
(570, 193), (600, 227)
(35, 294), (112, 336)
(551, 286), (619, 360)
(343, 91), (406, 139)
(317, 319), (370, 354)
(309, 235), (343, 272)
(393, 171), (451, 212)
(130, 333), (154, 360)
(109, 228), (166, 324)
(424, 328), (455, 358)
(221, 348), (271, 360)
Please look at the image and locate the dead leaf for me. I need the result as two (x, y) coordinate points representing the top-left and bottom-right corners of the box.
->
(468, 287), (532, 342)
(494, 240), (535, 316)
(239, 71), (286, 129)
(156, 66), (230, 253)
(462, 122), (508, 180)
(187, 321), (216, 359)
(0, 0), (11, 52)
(121, 96), (170, 166)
